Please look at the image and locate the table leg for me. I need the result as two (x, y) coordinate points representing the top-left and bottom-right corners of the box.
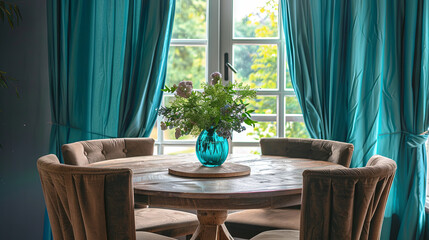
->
(190, 210), (234, 240)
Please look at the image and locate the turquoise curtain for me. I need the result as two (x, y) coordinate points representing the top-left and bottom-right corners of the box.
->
(281, 0), (385, 167)
(281, 0), (429, 239)
(377, 1), (429, 238)
(45, 0), (175, 239)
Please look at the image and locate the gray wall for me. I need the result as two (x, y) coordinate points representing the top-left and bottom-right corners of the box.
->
(0, 0), (50, 239)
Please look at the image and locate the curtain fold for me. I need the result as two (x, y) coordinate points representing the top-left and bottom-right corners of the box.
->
(45, 0), (175, 239)
(281, 0), (428, 239)
(119, 0), (175, 137)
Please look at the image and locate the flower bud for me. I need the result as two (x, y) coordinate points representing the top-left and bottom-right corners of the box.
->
(175, 128), (182, 139)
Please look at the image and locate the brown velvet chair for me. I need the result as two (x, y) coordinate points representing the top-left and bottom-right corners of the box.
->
(250, 155), (397, 240)
(61, 138), (199, 238)
(37, 154), (175, 240)
(225, 137), (354, 239)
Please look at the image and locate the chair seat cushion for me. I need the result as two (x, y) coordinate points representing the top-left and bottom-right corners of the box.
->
(135, 231), (177, 240)
(250, 230), (299, 240)
(225, 209), (300, 239)
(226, 209), (301, 229)
(135, 208), (198, 237)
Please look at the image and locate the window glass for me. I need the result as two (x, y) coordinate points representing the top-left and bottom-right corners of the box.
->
(247, 96), (277, 115)
(172, 0), (207, 39)
(149, 125), (157, 140)
(166, 46), (206, 89)
(285, 121), (309, 138)
(285, 62), (293, 89)
(233, 147), (260, 155)
(163, 130), (196, 141)
(233, 0), (278, 38)
(285, 96), (302, 114)
(164, 146), (195, 155)
(234, 121), (277, 142)
(233, 44), (277, 89)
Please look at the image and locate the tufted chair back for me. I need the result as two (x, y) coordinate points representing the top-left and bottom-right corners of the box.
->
(260, 138), (354, 167)
(61, 138), (154, 166)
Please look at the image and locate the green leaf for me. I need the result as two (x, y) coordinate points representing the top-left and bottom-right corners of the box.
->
(244, 118), (253, 125)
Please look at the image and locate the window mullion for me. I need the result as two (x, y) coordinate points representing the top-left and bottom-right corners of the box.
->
(278, 45), (285, 137)
(170, 40), (208, 46)
(208, 0), (220, 76)
(219, 0), (233, 82)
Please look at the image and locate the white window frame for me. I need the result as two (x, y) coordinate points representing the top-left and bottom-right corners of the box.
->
(155, 0), (304, 154)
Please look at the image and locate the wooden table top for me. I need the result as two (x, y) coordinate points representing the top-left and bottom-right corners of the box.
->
(91, 154), (341, 210)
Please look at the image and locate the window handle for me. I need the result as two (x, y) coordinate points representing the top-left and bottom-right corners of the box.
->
(226, 62), (238, 73)
(224, 53), (237, 81)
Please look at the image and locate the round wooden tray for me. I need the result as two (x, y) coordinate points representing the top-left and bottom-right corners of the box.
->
(168, 162), (251, 178)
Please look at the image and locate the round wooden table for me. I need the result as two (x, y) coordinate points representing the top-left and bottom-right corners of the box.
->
(91, 154), (342, 240)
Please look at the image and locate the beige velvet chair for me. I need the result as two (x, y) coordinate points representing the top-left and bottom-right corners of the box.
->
(61, 138), (199, 238)
(37, 154), (175, 240)
(226, 137), (354, 239)
(250, 155), (397, 240)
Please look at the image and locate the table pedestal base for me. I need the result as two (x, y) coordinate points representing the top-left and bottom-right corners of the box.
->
(191, 210), (234, 240)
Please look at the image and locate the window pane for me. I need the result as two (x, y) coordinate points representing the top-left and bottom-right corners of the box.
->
(233, 147), (260, 155)
(233, 44), (277, 89)
(285, 96), (302, 114)
(166, 46), (206, 89)
(285, 121), (309, 138)
(233, 0), (278, 38)
(172, 0), (207, 39)
(247, 95), (277, 114)
(233, 121), (277, 142)
(285, 62), (293, 89)
(163, 129), (197, 141)
(149, 124), (158, 140)
(164, 146), (195, 155)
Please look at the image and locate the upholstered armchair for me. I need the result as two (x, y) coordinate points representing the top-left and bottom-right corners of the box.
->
(37, 154), (175, 240)
(61, 138), (199, 238)
(250, 155), (397, 240)
(226, 137), (354, 239)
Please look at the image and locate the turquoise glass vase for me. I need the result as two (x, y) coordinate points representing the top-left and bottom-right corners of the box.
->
(196, 128), (229, 167)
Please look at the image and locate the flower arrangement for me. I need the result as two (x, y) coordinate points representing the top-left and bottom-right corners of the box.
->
(158, 72), (257, 139)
